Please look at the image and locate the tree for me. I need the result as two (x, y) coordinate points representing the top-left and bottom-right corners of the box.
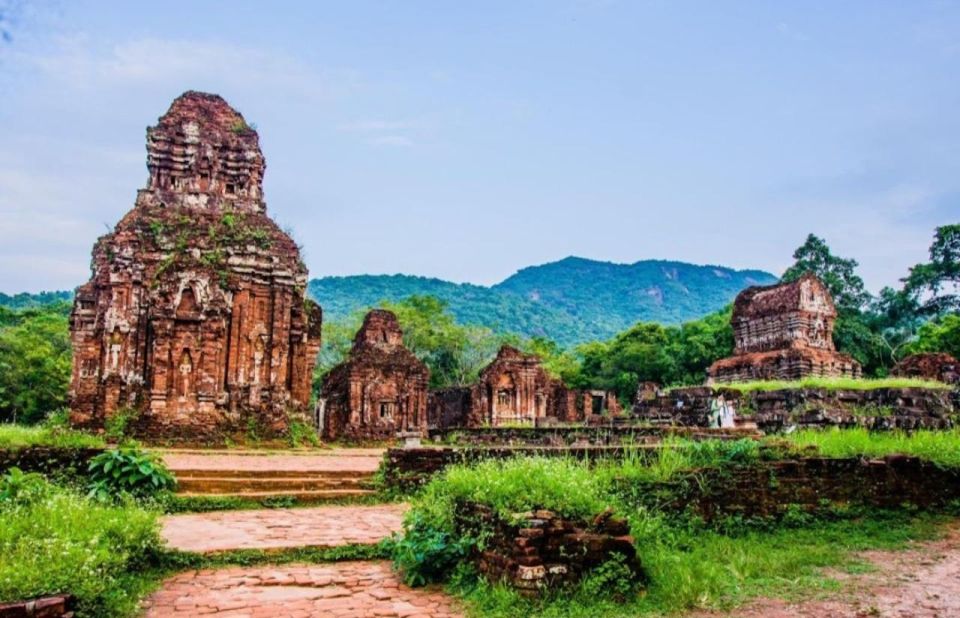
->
(782, 234), (871, 313)
(904, 223), (960, 315)
(0, 304), (72, 424)
(906, 314), (960, 361)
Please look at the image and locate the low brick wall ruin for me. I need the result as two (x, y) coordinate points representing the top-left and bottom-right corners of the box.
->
(0, 594), (75, 618)
(433, 425), (757, 447)
(633, 386), (958, 431)
(455, 502), (642, 594)
(384, 431), (755, 489)
(626, 455), (960, 522)
(383, 446), (645, 489)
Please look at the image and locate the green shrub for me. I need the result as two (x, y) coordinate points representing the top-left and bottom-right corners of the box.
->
(0, 467), (48, 503)
(104, 407), (140, 442)
(391, 511), (473, 586)
(0, 475), (161, 617)
(87, 448), (177, 500)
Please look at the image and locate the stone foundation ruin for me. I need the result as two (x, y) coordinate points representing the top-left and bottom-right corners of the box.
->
(69, 92), (322, 440)
(319, 310), (430, 440)
(707, 274), (861, 383)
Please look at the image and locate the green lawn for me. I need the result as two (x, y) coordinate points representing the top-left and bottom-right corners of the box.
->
(0, 424), (105, 450)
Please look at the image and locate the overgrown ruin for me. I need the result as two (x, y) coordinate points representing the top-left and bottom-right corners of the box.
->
(69, 91), (322, 440)
(893, 353), (960, 384)
(427, 345), (619, 429)
(319, 309), (430, 440)
(707, 273), (861, 383)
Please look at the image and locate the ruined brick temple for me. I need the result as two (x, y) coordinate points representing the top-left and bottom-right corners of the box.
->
(707, 274), (861, 383)
(320, 310), (430, 440)
(428, 346), (619, 429)
(70, 91), (322, 439)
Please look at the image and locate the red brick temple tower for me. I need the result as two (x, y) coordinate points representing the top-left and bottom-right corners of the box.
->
(69, 91), (322, 440)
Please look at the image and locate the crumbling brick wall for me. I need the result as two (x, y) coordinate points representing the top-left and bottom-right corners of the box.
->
(633, 386), (957, 430)
(455, 502), (642, 595)
(893, 353), (959, 384)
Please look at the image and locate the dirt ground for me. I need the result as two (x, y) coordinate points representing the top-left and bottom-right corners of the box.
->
(691, 522), (960, 618)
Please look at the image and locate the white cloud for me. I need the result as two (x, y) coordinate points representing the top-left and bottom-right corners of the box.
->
(21, 35), (358, 101)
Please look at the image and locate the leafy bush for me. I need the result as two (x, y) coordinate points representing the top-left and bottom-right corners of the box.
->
(104, 407), (140, 442)
(391, 511), (473, 586)
(0, 467), (47, 503)
(0, 474), (162, 617)
(87, 448), (177, 500)
(579, 552), (640, 602)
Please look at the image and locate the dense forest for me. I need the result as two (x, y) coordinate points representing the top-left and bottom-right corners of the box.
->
(1, 224), (958, 422)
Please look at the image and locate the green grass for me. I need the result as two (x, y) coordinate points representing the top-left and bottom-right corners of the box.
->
(708, 376), (951, 393)
(782, 427), (960, 468)
(0, 424), (105, 450)
(399, 439), (960, 617)
(452, 509), (947, 617)
(0, 479), (162, 617)
(158, 540), (392, 570)
(163, 492), (395, 514)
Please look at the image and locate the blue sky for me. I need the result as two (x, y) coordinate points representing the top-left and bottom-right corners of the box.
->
(0, 0), (958, 294)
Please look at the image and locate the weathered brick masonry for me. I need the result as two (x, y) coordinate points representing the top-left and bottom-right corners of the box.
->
(320, 310), (430, 440)
(627, 455), (960, 522)
(707, 274), (861, 382)
(69, 92), (321, 441)
(455, 502), (642, 595)
(633, 386), (958, 430)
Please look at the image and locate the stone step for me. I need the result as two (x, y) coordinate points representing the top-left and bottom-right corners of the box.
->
(174, 488), (377, 502)
(176, 476), (373, 493)
(170, 468), (373, 479)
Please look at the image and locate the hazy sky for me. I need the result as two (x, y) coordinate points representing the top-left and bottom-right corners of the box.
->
(1, 1), (958, 294)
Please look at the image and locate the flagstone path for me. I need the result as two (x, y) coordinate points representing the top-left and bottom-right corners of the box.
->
(142, 561), (461, 617)
(162, 503), (407, 553)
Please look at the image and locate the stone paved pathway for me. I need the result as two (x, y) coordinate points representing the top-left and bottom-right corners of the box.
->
(162, 504), (407, 553)
(161, 450), (384, 474)
(142, 561), (461, 617)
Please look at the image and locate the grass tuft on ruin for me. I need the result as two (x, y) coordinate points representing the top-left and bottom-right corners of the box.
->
(702, 376), (951, 393)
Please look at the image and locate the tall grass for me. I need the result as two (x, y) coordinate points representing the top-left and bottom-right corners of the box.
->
(404, 434), (960, 617)
(0, 424), (105, 450)
(784, 427), (960, 468)
(711, 376), (950, 393)
(0, 477), (162, 617)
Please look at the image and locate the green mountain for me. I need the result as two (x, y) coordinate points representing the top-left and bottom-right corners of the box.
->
(4, 258), (775, 346)
(309, 257), (776, 346)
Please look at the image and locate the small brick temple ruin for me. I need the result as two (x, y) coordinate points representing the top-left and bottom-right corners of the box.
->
(428, 345), (620, 429)
(69, 91), (322, 439)
(319, 310), (430, 440)
(893, 353), (959, 384)
(707, 273), (861, 383)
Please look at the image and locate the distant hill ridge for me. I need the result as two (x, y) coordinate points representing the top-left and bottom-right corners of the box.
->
(309, 257), (776, 346)
(3, 257), (776, 346)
